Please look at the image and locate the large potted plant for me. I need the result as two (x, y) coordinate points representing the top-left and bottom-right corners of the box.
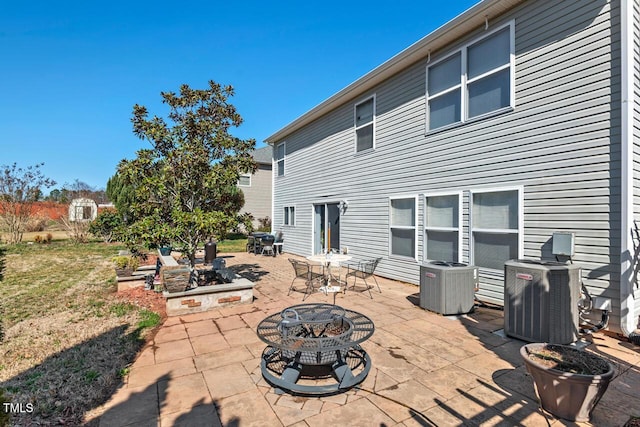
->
(520, 343), (614, 422)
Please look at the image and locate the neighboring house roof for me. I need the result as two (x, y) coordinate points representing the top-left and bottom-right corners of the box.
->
(265, 0), (524, 144)
(251, 145), (273, 165)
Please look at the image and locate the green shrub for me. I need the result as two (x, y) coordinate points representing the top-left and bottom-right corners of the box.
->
(89, 210), (123, 243)
(111, 256), (139, 271)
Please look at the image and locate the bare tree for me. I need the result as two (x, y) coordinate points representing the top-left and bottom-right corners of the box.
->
(0, 163), (56, 244)
(60, 215), (91, 243)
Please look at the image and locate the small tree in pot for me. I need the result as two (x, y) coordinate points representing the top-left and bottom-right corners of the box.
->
(116, 81), (256, 283)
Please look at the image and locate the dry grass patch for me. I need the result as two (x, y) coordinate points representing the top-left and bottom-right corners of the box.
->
(0, 241), (162, 426)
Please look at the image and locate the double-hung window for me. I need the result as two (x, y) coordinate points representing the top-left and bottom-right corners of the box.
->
(427, 23), (513, 131)
(284, 206), (295, 226)
(471, 189), (521, 270)
(424, 193), (461, 262)
(355, 96), (375, 152)
(276, 142), (285, 177)
(427, 53), (462, 129)
(389, 197), (417, 259)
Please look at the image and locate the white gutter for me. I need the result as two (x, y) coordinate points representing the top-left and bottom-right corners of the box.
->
(620, 0), (636, 338)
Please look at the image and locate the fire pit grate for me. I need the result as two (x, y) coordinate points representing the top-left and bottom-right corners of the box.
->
(256, 303), (374, 395)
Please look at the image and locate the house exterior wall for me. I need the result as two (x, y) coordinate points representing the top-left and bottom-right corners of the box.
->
(241, 163), (272, 228)
(272, 1), (627, 330)
(632, 0), (640, 326)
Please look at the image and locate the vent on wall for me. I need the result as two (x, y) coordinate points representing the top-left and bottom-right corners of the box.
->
(504, 259), (581, 344)
(419, 261), (478, 315)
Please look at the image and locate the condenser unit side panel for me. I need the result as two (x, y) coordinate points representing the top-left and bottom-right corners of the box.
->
(420, 266), (476, 315)
(548, 267), (581, 344)
(419, 267), (445, 312)
(443, 269), (475, 314)
(505, 266), (550, 342)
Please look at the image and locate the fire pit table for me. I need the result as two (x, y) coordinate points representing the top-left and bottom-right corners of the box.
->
(257, 303), (374, 395)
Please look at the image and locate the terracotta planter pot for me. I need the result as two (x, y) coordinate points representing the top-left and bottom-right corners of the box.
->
(520, 343), (614, 422)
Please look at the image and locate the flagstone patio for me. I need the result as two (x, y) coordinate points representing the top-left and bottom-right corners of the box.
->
(94, 251), (640, 426)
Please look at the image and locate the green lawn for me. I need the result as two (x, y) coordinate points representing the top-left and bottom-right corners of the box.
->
(216, 233), (250, 253)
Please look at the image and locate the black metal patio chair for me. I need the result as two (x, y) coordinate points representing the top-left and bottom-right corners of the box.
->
(287, 258), (325, 300)
(344, 257), (382, 298)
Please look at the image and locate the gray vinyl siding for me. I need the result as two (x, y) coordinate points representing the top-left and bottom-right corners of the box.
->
(241, 163), (272, 228)
(633, 0), (640, 324)
(273, 1), (622, 326)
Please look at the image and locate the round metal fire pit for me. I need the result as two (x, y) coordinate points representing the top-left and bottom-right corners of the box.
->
(256, 303), (374, 395)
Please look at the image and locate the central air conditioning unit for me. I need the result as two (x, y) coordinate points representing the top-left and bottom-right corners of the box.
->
(504, 259), (581, 344)
(419, 261), (478, 315)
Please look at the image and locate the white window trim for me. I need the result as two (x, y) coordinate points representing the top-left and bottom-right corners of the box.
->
(426, 20), (515, 133)
(423, 190), (463, 263)
(283, 205), (296, 226)
(354, 94), (376, 154)
(238, 173), (251, 187)
(388, 195), (419, 261)
(275, 141), (286, 177)
(469, 185), (524, 271)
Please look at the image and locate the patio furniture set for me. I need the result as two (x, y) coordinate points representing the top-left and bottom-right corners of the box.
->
(288, 254), (382, 301)
(247, 231), (283, 256)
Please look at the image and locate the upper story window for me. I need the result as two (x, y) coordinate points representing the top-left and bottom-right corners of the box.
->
(427, 23), (514, 131)
(424, 193), (461, 262)
(355, 96), (375, 152)
(276, 142), (285, 177)
(238, 174), (251, 186)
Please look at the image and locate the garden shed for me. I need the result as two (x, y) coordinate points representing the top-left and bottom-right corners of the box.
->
(68, 198), (98, 222)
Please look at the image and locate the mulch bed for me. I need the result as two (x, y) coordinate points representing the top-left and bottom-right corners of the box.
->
(116, 254), (167, 320)
(116, 287), (167, 321)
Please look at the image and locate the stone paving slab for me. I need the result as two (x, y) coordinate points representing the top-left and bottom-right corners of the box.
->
(98, 383), (159, 427)
(127, 357), (196, 389)
(184, 319), (219, 338)
(95, 251), (640, 427)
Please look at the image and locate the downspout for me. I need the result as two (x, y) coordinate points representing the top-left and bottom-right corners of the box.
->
(270, 144), (275, 234)
(620, 0), (638, 339)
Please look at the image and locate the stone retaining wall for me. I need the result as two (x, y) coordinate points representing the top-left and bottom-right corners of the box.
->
(163, 278), (255, 316)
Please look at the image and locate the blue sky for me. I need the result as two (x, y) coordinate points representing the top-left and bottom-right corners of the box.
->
(1, 1), (478, 191)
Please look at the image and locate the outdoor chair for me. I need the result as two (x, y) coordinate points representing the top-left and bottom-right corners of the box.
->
(273, 230), (284, 255)
(261, 234), (276, 256)
(288, 258), (325, 300)
(344, 257), (382, 298)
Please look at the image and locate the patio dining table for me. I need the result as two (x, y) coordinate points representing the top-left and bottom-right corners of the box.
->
(306, 253), (352, 301)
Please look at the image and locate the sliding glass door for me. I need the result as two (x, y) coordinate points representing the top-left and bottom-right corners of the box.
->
(314, 203), (340, 254)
